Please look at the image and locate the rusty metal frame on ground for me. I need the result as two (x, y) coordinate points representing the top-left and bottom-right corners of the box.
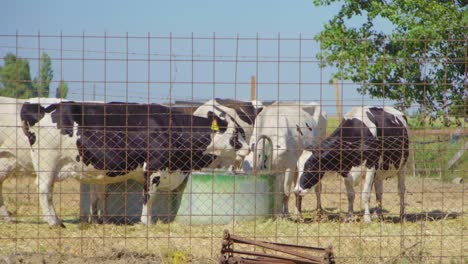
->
(219, 230), (335, 264)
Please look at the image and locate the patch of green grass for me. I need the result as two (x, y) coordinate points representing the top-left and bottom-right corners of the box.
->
(326, 115), (341, 133)
(411, 134), (467, 181)
(407, 115), (466, 130)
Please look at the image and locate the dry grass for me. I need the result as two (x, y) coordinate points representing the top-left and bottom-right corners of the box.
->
(1, 174), (466, 263)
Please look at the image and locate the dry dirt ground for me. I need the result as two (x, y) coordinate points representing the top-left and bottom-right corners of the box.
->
(2, 249), (163, 264)
(1, 174), (466, 263)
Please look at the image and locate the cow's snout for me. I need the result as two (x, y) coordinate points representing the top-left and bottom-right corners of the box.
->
(242, 159), (253, 172)
(235, 144), (250, 159)
(293, 184), (308, 197)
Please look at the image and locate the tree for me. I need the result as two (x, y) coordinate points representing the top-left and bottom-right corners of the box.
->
(55, 80), (69, 99)
(0, 53), (35, 98)
(33, 52), (53, 97)
(314, 0), (466, 124)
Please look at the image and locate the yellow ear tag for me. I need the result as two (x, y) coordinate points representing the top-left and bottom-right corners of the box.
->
(211, 119), (219, 132)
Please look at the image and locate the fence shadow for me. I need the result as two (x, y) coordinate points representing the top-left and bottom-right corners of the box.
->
(294, 208), (461, 224)
(385, 210), (461, 223)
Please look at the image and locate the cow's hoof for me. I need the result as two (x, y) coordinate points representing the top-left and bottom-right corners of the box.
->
(294, 215), (304, 223)
(276, 213), (291, 221)
(316, 208), (324, 220)
(363, 215), (372, 223)
(372, 212), (383, 221)
(399, 215), (406, 223)
(140, 217), (153, 226)
(344, 215), (354, 223)
(0, 207), (15, 222)
(46, 217), (65, 228)
(49, 222), (66, 228)
(294, 210), (303, 223)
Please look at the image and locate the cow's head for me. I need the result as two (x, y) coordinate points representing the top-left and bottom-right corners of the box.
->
(20, 98), (66, 145)
(294, 145), (325, 196)
(193, 99), (262, 162)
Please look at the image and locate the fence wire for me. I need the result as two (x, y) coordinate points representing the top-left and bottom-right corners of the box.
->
(0, 33), (466, 263)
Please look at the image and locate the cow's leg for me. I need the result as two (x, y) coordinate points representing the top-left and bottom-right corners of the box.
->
(362, 167), (376, 223)
(344, 176), (355, 222)
(0, 182), (14, 222)
(141, 171), (159, 226)
(282, 167), (296, 217)
(294, 193), (303, 221)
(398, 167), (406, 222)
(36, 170), (64, 227)
(0, 157), (15, 222)
(373, 177), (383, 220)
(293, 169), (303, 221)
(90, 184), (106, 224)
(314, 181), (323, 218)
(344, 166), (364, 222)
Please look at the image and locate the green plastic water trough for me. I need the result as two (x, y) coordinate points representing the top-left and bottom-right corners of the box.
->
(175, 172), (276, 224)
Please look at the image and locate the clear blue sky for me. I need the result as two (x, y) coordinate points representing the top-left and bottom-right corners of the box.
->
(1, 0), (393, 115)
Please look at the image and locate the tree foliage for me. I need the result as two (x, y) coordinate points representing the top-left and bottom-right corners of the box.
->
(33, 52), (53, 97)
(314, 0), (467, 122)
(0, 53), (35, 98)
(55, 80), (69, 99)
(0, 52), (70, 99)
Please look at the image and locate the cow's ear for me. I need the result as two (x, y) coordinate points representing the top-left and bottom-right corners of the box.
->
(207, 111), (215, 119)
(255, 106), (263, 116)
(307, 141), (321, 152)
(44, 104), (57, 113)
(219, 112), (226, 120)
(20, 103), (46, 127)
(301, 106), (316, 117)
(366, 111), (376, 125)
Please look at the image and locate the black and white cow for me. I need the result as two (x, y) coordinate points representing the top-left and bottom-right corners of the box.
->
(0, 97), (34, 222)
(237, 102), (327, 217)
(193, 98), (263, 171)
(20, 99), (252, 227)
(294, 106), (409, 223)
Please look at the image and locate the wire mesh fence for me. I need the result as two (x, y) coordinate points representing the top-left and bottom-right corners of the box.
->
(0, 33), (466, 263)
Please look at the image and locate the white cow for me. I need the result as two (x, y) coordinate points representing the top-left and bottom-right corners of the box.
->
(0, 97), (33, 222)
(238, 102), (327, 217)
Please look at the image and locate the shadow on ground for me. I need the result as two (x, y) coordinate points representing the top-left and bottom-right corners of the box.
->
(293, 208), (461, 224)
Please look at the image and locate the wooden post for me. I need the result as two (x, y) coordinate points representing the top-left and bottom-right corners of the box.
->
(334, 79), (342, 118)
(448, 141), (468, 170)
(251, 76), (256, 101)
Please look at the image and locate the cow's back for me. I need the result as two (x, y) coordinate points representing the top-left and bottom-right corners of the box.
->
(338, 106), (409, 171)
(249, 102), (326, 169)
(367, 107), (409, 171)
